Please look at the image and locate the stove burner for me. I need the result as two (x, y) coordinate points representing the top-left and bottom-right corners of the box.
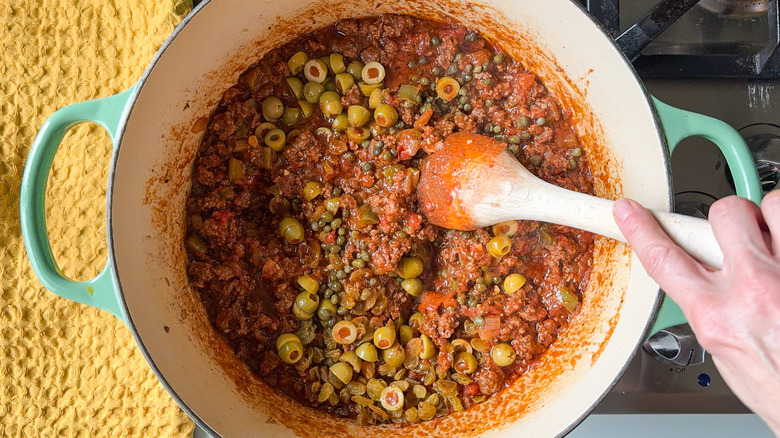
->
(698, 0), (772, 17)
(739, 123), (780, 193)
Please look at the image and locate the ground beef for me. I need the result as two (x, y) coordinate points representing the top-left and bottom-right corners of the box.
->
(185, 14), (595, 426)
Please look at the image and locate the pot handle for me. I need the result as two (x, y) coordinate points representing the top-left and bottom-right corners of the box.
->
(649, 96), (762, 332)
(20, 86), (137, 324)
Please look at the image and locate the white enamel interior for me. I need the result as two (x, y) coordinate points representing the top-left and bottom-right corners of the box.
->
(110, 0), (669, 436)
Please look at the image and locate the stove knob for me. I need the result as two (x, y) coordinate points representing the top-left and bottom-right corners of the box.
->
(643, 324), (706, 366)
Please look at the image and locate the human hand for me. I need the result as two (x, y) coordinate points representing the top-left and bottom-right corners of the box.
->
(613, 191), (780, 436)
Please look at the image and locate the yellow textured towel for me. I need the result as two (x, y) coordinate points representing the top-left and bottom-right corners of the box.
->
(1, 0), (195, 436)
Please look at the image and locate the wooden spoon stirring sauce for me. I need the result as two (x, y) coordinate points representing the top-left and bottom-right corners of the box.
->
(418, 132), (724, 268)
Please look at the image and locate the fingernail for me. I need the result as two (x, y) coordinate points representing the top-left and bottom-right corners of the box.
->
(613, 199), (634, 221)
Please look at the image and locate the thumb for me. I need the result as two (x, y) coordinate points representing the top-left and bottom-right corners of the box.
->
(613, 198), (711, 310)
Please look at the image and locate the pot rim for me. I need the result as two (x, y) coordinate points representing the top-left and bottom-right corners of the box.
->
(106, 0), (670, 436)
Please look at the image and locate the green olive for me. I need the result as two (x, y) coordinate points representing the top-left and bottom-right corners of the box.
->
(487, 234), (512, 258)
(332, 113), (348, 132)
(491, 342), (516, 367)
(347, 105), (371, 127)
(302, 182), (323, 202)
(304, 59), (328, 83)
(373, 104), (398, 127)
(286, 76), (304, 99)
(356, 342), (379, 362)
(292, 304), (314, 320)
(329, 361), (354, 384)
(303, 81), (325, 104)
(435, 77), (460, 101)
(317, 299), (337, 320)
(373, 326), (396, 350)
(401, 278), (423, 297)
(346, 126), (370, 143)
(287, 51), (308, 75)
(397, 256), (423, 279)
(298, 100), (314, 118)
(319, 91), (343, 118)
(339, 350), (363, 372)
(282, 106), (300, 125)
(503, 273), (526, 295)
(329, 53), (346, 74)
(264, 128), (286, 152)
(379, 385), (404, 411)
(453, 351), (478, 374)
(346, 60), (365, 80)
(407, 312), (423, 330)
(492, 220), (519, 237)
(361, 61), (386, 84)
(419, 333), (435, 359)
(278, 340), (304, 364)
(275, 333), (301, 350)
(279, 217), (304, 244)
(398, 325), (414, 346)
(334, 72), (355, 95)
(261, 96), (284, 122)
(332, 320), (358, 344)
(382, 343), (406, 368)
(358, 82), (383, 97)
(294, 291), (320, 314)
(368, 87), (383, 109)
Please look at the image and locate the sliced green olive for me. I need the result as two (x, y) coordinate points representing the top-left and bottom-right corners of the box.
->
(356, 342), (379, 362)
(398, 84), (421, 104)
(451, 338), (473, 353)
(361, 61), (386, 84)
(276, 333), (302, 350)
(302, 181), (323, 202)
(491, 342), (516, 367)
(334, 72), (355, 95)
(287, 51), (308, 75)
(492, 220), (519, 237)
(373, 104), (398, 128)
(298, 100), (314, 118)
(279, 217), (304, 244)
(332, 113), (348, 132)
(401, 278), (423, 297)
(292, 304), (314, 320)
(382, 343), (406, 368)
(397, 256), (423, 279)
(368, 87), (383, 109)
(503, 273), (526, 295)
(347, 105), (371, 127)
(304, 59), (328, 83)
(346, 60), (365, 80)
(487, 234), (512, 258)
(317, 299), (337, 320)
(330, 361), (354, 384)
(329, 53), (346, 74)
(453, 351), (478, 374)
(303, 81), (325, 104)
(255, 121), (276, 139)
(262, 96), (284, 121)
(373, 326), (396, 350)
(358, 81), (383, 97)
(286, 76), (304, 99)
(419, 334), (435, 359)
(339, 350), (363, 372)
(332, 320), (358, 344)
(264, 128), (286, 152)
(319, 91), (343, 118)
(294, 291), (320, 314)
(379, 385), (404, 411)
(278, 340), (304, 364)
(346, 126), (370, 143)
(399, 325), (415, 345)
(556, 286), (579, 312)
(435, 77), (460, 101)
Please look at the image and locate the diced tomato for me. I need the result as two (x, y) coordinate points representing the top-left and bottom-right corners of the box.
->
(211, 210), (235, 225)
(414, 108), (433, 128)
(419, 290), (457, 313)
(397, 128), (422, 160)
(324, 231), (337, 244)
(406, 212), (422, 231)
(517, 73), (537, 92)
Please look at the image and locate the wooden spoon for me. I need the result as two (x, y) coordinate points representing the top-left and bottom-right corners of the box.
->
(418, 132), (723, 268)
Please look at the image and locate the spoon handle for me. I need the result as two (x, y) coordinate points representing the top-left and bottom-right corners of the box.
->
(521, 185), (724, 268)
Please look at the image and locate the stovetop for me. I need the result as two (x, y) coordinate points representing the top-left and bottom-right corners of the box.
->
(586, 0), (780, 415)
